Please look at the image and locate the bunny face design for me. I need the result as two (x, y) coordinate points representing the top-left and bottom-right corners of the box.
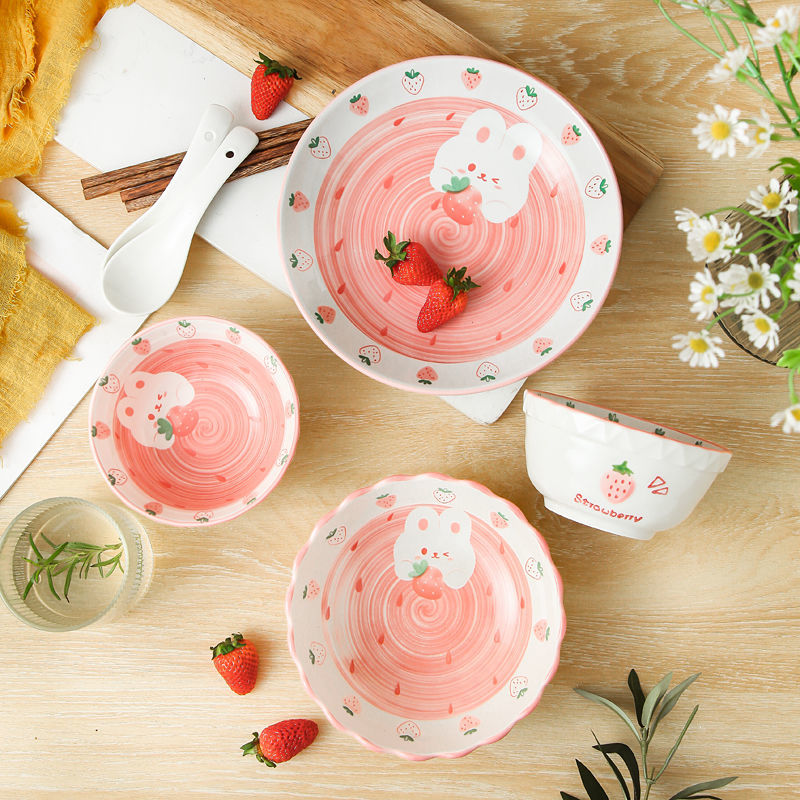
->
(115, 371), (195, 450)
(393, 507), (476, 589)
(429, 108), (543, 224)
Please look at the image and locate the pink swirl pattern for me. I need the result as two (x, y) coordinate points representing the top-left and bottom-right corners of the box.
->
(320, 505), (532, 719)
(313, 97), (585, 362)
(112, 340), (285, 509)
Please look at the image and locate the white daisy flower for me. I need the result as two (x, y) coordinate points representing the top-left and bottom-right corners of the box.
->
(693, 105), (749, 159)
(786, 262), (800, 300)
(675, 207), (701, 232)
(741, 311), (780, 350)
(688, 268), (720, 321)
(746, 177), (798, 217)
(747, 110), (775, 158)
(755, 6), (800, 48)
(771, 403), (800, 433)
(707, 46), (749, 83)
(672, 330), (726, 368)
(686, 216), (741, 262)
(718, 254), (781, 310)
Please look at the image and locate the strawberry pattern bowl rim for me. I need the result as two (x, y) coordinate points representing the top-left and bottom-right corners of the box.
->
(88, 316), (299, 527)
(285, 473), (566, 760)
(279, 55), (623, 395)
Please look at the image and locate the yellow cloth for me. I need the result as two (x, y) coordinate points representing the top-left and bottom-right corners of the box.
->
(0, 0), (130, 443)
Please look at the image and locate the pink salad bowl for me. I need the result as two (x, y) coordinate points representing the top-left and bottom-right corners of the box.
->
(286, 473), (565, 759)
(88, 316), (299, 526)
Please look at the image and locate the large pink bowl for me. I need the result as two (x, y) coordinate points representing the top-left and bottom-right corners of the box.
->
(88, 316), (299, 526)
(286, 473), (565, 759)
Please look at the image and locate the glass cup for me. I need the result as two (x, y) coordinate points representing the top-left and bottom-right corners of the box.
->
(0, 497), (154, 631)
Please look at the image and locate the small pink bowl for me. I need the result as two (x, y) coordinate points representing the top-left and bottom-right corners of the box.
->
(88, 316), (299, 526)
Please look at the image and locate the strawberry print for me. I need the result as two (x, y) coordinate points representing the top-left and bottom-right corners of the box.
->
(433, 488), (455, 504)
(461, 67), (481, 90)
(585, 175), (609, 199)
(648, 475), (669, 495)
(107, 468), (127, 487)
(285, 400), (295, 417)
(601, 460), (636, 503)
(176, 320), (196, 338)
(459, 715), (479, 735)
(302, 579), (320, 599)
(308, 641), (326, 665)
(441, 175), (482, 226)
(570, 291), (594, 312)
(277, 448), (289, 467)
(342, 695), (361, 716)
(411, 563), (443, 600)
(166, 405), (199, 438)
(416, 366), (438, 385)
(533, 619), (550, 642)
(226, 327), (241, 344)
(401, 68), (423, 95)
(265, 354), (278, 374)
(194, 511), (213, 523)
(490, 511), (509, 528)
(509, 675), (529, 699)
(289, 191), (310, 212)
(532, 337), (553, 356)
(289, 249), (313, 271)
(561, 124), (582, 145)
(358, 345), (381, 366)
(314, 305), (335, 324)
(376, 493), (396, 508)
(476, 361), (499, 382)
(308, 136), (331, 159)
(591, 235), (612, 255)
(397, 721), (420, 742)
(144, 501), (163, 516)
(349, 93), (369, 115)
(325, 525), (347, 545)
(99, 374), (120, 393)
(516, 84), (538, 110)
(131, 337), (150, 355)
(525, 557), (544, 580)
(91, 421), (110, 439)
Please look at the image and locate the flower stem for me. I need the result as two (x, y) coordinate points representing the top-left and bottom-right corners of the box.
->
(789, 369), (799, 404)
(654, 1), (722, 59)
(774, 46), (800, 122)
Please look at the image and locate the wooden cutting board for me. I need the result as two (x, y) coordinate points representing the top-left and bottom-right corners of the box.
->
(138, 0), (662, 227)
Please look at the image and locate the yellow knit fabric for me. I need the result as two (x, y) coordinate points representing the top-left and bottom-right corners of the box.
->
(0, 0), (130, 443)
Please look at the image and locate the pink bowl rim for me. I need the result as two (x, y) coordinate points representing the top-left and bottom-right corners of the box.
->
(285, 472), (567, 760)
(278, 54), (623, 396)
(87, 315), (300, 527)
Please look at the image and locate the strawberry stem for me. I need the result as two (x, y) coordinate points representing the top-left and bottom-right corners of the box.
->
(612, 460), (634, 476)
(253, 53), (300, 80)
(444, 266), (480, 301)
(211, 632), (246, 659)
(240, 732), (276, 767)
(374, 230), (410, 272)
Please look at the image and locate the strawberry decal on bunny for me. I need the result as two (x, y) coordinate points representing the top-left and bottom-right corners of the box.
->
(429, 108), (542, 224)
(393, 507), (476, 594)
(115, 371), (196, 450)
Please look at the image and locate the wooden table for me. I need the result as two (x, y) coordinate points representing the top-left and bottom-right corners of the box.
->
(2, 2), (798, 798)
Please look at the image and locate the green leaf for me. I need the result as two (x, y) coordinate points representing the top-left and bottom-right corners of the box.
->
(574, 689), (640, 739)
(592, 738), (640, 800)
(63, 561), (77, 602)
(627, 669), (646, 727)
(642, 672), (672, 728)
(653, 705), (699, 781)
(668, 777), (737, 800)
(156, 417), (173, 441)
(653, 673), (700, 730)
(442, 175), (470, 193)
(777, 348), (800, 370)
(577, 760), (609, 800)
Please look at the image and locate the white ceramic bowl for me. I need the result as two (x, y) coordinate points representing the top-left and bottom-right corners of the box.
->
(523, 390), (731, 540)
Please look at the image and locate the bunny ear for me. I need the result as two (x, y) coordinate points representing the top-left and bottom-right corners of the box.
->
(460, 108), (506, 145)
(505, 123), (543, 169)
(403, 506), (441, 536)
(440, 508), (472, 539)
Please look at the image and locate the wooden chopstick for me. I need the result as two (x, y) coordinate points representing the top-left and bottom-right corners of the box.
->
(81, 118), (312, 202)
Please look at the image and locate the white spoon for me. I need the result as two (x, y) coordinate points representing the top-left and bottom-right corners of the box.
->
(102, 125), (258, 315)
(103, 104), (234, 263)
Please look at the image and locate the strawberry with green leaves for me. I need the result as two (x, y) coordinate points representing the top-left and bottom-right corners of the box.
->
(251, 54), (299, 121)
(417, 267), (479, 333)
(211, 632), (259, 695)
(241, 719), (318, 767)
(374, 231), (441, 286)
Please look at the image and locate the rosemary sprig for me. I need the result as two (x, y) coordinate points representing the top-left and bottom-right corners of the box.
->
(22, 533), (124, 602)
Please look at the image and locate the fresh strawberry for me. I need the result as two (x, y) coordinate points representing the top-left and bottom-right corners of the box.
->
(307, 136), (331, 159)
(441, 176), (482, 225)
(241, 719), (318, 767)
(349, 93), (369, 115)
(374, 231), (441, 285)
(91, 421), (110, 439)
(99, 374), (120, 393)
(289, 191), (310, 212)
(176, 320), (196, 338)
(211, 632), (259, 695)
(131, 337), (150, 355)
(226, 327), (241, 344)
(561, 124), (582, 145)
(410, 561), (443, 600)
(401, 68), (423, 94)
(251, 54), (299, 121)
(533, 619), (550, 641)
(601, 460), (636, 503)
(165, 405), (199, 437)
(417, 267), (479, 333)
(591, 234), (612, 255)
(461, 67), (481, 89)
(314, 305), (336, 324)
(516, 84), (538, 110)
(416, 366), (438, 385)
(376, 493), (396, 508)
(585, 175), (609, 199)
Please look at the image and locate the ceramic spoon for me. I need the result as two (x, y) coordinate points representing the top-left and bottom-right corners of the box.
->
(103, 104), (234, 263)
(102, 126), (259, 315)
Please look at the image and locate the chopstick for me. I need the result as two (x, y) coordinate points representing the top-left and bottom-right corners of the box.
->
(81, 118), (312, 211)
